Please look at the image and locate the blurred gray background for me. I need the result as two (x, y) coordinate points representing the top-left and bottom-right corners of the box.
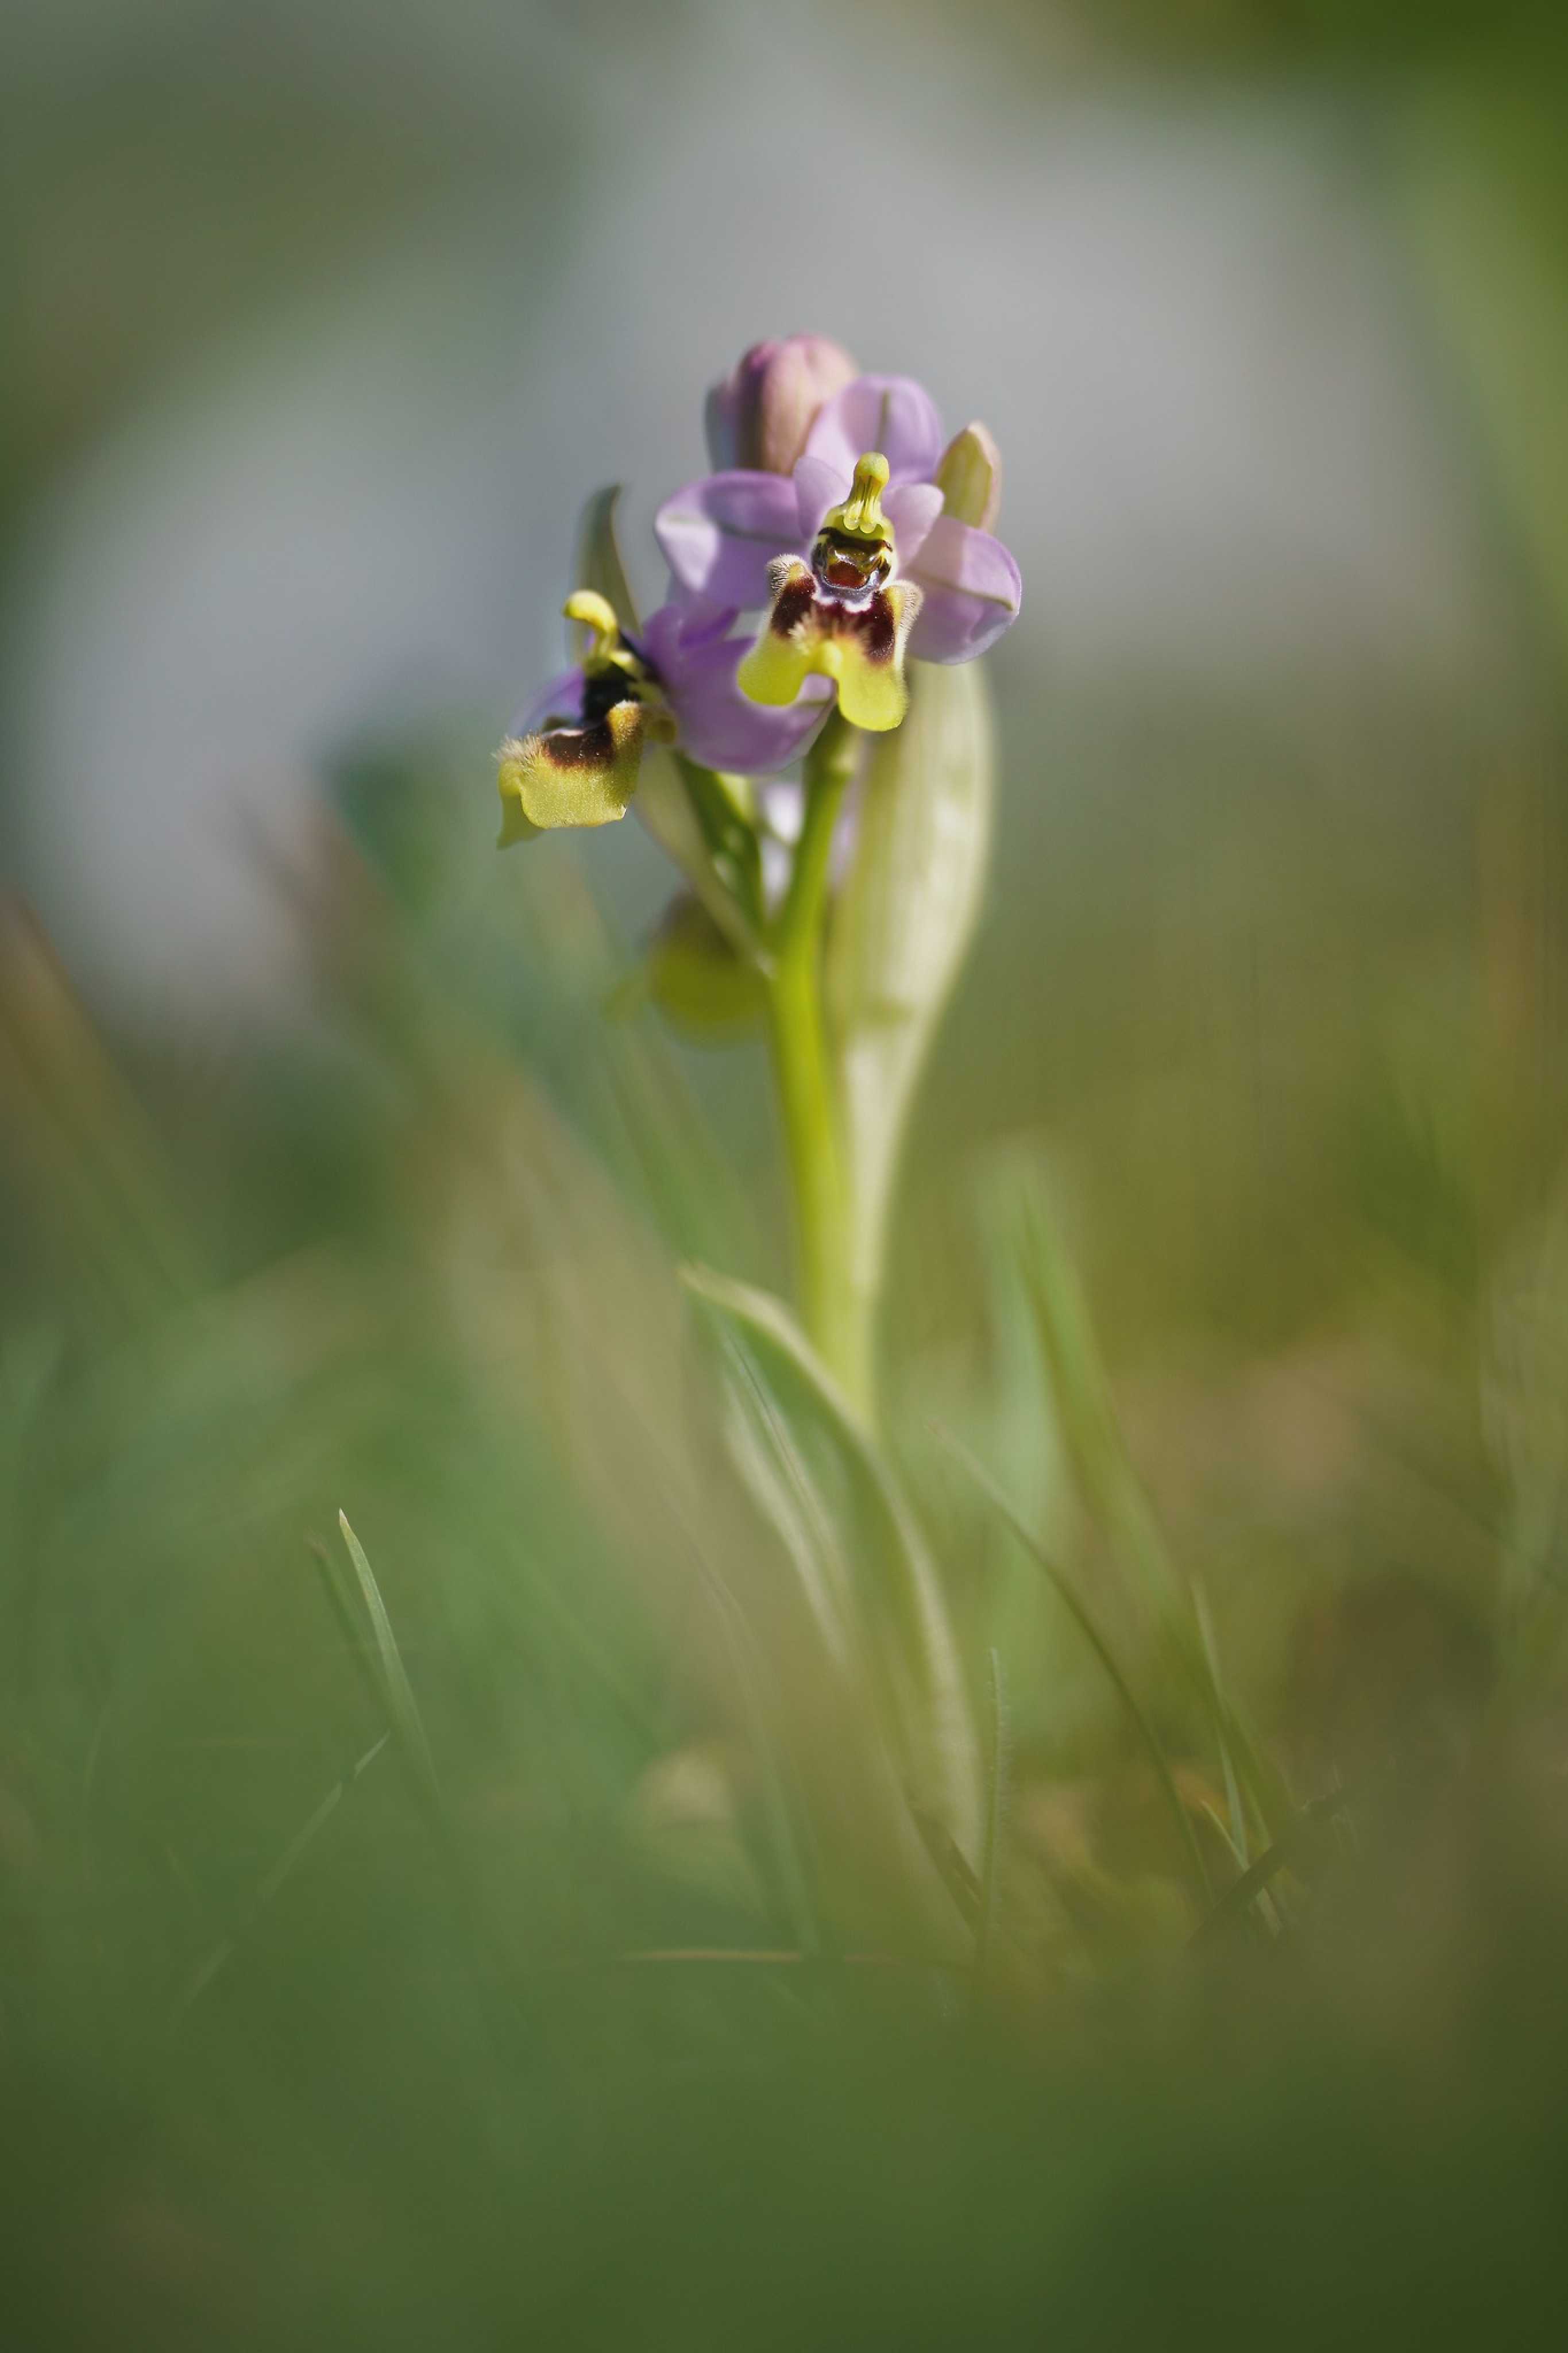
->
(5, 0), (1551, 1027)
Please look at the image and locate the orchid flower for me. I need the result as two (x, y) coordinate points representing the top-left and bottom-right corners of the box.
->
(497, 346), (1019, 839)
(497, 589), (827, 844)
(654, 367), (1021, 736)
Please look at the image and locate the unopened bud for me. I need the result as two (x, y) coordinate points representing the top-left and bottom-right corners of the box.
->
(646, 893), (764, 1043)
(934, 422), (1002, 531)
(705, 335), (859, 475)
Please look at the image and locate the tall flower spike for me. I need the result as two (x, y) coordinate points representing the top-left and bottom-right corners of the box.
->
(737, 453), (922, 733)
(496, 589), (674, 843)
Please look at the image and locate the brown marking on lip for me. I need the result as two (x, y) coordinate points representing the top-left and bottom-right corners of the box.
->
(770, 571), (817, 638)
(831, 589), (896, 665)
(534, 699), (643, 773)
(537, 718), (619, 772)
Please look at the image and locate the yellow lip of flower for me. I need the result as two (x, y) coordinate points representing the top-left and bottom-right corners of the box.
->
(737, 555), (921, 734)
(497, 591), (674, 841)
(737, 452), (920, 732)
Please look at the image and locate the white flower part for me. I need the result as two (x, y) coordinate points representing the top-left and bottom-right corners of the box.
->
(760, 776), (804, 844)
(759, 832), (793, 915)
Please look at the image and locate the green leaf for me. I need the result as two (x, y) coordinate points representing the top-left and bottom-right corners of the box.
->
(681, 1264), (982, 1865)
(826, 657), (993, 1328)
(570, 483), (642, 648)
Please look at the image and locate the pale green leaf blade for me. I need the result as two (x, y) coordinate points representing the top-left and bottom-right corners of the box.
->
(827, 657), (994, 1322)
(682, 1264), (982, 1862)
(570, 483), (640, 649)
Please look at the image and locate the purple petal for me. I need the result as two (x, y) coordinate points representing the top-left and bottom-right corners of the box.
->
(883, 482), (944, 568)
(641, 597), (736, 662)
(654, 470), (805, 612)
(792, 453), (849, 540)
(905, 518), (1022, 662)
(646, 601), (831, 773)
(508, 666), (584, 738)
(678, 649), (832, 773)
(804, 375), (945, 487)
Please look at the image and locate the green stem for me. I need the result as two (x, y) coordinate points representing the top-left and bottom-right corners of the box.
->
(765, 711), (871, 1415)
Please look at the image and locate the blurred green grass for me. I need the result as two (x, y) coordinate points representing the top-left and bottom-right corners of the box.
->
(6, 0), (1568, 2344)
(5, 712), (1568, 2340)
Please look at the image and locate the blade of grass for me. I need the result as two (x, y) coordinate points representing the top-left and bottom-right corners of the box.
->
(313, 1522), (508, 2039)
(1194, 1580), (1249, 1866)
(972, 1648), (1007, 2003)
(1189, 1785), (1355, 1946)
(322, 1511), (443, 1826)
(1002, 1163), (1295, 1847)
(173, 1733), (390, 2020)
(934, 1425), (1211, 1908)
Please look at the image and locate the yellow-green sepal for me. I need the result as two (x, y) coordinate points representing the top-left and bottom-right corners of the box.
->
(826, 656), (994, 1332)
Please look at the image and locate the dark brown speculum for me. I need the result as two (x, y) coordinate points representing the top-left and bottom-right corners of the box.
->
(812, 529), (893, 598)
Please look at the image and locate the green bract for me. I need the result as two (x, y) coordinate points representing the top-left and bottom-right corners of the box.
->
(827, 657), (994, 1353)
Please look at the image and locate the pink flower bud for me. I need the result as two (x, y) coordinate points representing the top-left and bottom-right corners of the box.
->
(704, 335), (859, 476)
